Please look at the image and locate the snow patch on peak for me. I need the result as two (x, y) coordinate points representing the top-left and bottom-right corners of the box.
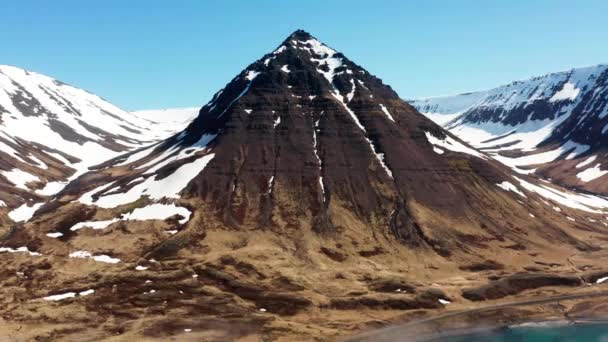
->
(245, 70), (260, 81)
(273, 46), (287, 55)
(379, 104), (395, 122)
(549, 82), (580, 102)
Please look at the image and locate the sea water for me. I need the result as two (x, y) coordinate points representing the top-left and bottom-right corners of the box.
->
(435, 323), (608, 342)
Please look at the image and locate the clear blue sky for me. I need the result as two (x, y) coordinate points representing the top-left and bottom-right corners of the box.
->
(2, 0), (607, 110)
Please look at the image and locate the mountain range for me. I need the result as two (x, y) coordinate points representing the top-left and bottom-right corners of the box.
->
(410, 64), (608, 195)
(0, 63), (197, 225)
(0, 32), (607, 341)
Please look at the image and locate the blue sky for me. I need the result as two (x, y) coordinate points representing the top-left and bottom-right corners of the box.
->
(1, 0), (607, 110)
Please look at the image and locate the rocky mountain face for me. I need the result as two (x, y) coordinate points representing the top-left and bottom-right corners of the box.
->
(0, 65), (193, 225)
(410, 64), (608, 195)
(1, 32), (608, 341)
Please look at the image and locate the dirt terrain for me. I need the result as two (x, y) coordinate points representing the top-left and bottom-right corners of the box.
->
(1, 31), (608, 341)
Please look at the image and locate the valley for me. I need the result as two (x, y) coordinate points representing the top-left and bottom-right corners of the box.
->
(0, 31), (607, 341)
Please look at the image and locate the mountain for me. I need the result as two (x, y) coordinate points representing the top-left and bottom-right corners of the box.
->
(130, 107), (199, 135)
(0, 65), (192, 224)
(1, 32), (608, 341)
(410, 64), (608, 195)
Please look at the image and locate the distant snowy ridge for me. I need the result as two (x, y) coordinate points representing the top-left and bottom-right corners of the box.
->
(0, 65), (196, 222)
(131, 107), (199, 131)
(410, 64), (608, 195)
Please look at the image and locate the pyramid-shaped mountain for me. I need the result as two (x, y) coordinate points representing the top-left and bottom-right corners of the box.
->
(36, 30), (605, 253)
(2, 30), (608, 341)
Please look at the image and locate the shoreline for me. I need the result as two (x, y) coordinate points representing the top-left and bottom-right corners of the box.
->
(344, 291), (608, 341)
(418, 320), (608, 341)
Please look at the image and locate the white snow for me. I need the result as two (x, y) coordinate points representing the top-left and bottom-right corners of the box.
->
(379, 104), (395, 122)
(425, 132), (487, 159)
(366, 140), (393, 179)
(549, 82), (580, 102)
(412, 65), (608, 180)
(491, 140), (589, 168)
(576, 156), (597, 168)
(0, 246), (41, 256)
(273, 46), (287, 55)
(1, 168), (39, 190)
(79, 289), (95, 297)
(319, 176), (325, 199)
(80, 153), (215, 208)
(135, 133), (216, 174)
(46, 232), (63, 238)
(245, 70), (260, 81)
(115, 143), (161, 167)
(43, 289), (94, 301)
(70, 203), (191, 232)
(135, 265), (148, 271)
(597, 277), (608, 284)
(244, 109), (252, 114)
(69, 251), (120, 264)
(411, 91), (488, 122)
(0, 65), (180, 169)
(423, 112), (463, 126)
(346, 79), (356, 102)
(44, 292), (76, 301)
(515, 176), (608, 213)
(576, 164), (608, 182)
(217, 83), (253, 118)
(496, 181), (527, 198)
(35, 181), (67, 196)
(122, 203), (191, 224)
(432, 147), (444, 154)
(0, 64), (195, 216)
(8, 202), (44, 222)
(0, 137), (27, 163)
(267, 176), (274, 194)
(438, 299), (451, 305)
(331, 91), (365, 131)
(273, 116), (281, 128)
(27, 155), (47, 169)
(130, 107), (198, 138)
(70, 218), (119, 231)
(0, 200), (5, 207)
(280, 65), (290, 73)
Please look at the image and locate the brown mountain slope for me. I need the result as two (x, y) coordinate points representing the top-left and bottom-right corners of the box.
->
(1, 30), (608, 341)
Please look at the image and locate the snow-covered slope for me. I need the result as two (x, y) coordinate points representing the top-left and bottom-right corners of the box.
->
(131, 107), (199, 138)
(408, 91), (488, 125)
(410, 64), (608, 194)
(0, 65), (191, 222)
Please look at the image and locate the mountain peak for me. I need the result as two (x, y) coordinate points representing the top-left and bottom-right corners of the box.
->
(286, 29), (314, 41)
(43, 29), (604, 261)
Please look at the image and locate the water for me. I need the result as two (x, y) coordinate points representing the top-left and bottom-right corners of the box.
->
(435, 324), (608, 342)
